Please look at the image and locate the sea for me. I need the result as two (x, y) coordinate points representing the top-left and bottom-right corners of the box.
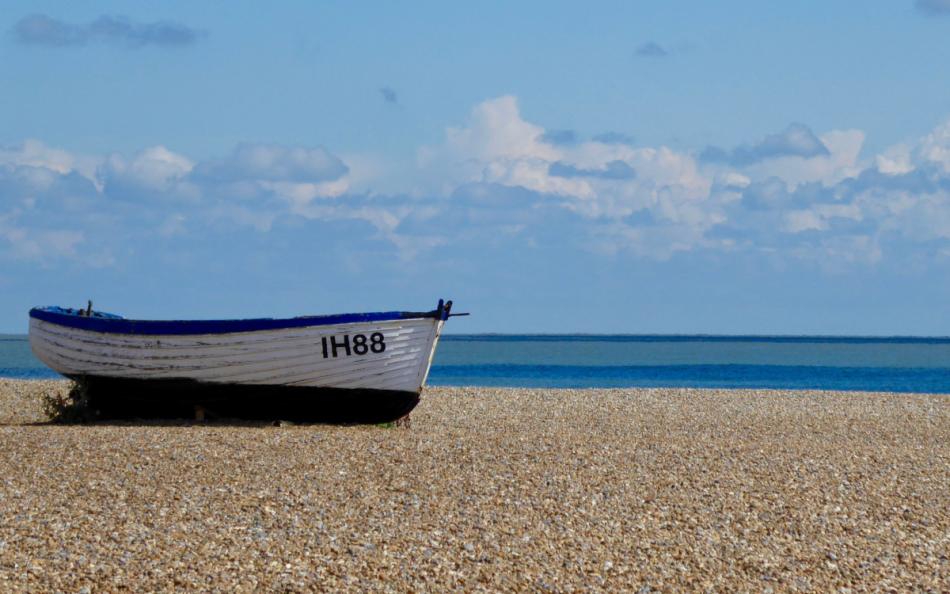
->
(4, 333), (950, 393)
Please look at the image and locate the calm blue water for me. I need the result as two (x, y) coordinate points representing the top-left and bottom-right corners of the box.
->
(4, 334), (950, 393)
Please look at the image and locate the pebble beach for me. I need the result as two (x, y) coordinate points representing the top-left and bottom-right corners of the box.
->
(0, 379), (947, 592)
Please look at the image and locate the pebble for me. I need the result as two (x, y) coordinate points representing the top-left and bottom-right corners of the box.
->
(0, 379), (947, 591)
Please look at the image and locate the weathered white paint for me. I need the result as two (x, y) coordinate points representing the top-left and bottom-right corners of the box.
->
(30, 316), (446, 394)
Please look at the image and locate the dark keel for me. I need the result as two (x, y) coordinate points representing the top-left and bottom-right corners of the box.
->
(70, 376), (420, 423)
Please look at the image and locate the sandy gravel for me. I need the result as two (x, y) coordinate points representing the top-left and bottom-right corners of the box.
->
(0, 379), (947, 592)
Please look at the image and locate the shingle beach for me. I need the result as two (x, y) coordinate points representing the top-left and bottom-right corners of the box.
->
(0, 379), (947, 592)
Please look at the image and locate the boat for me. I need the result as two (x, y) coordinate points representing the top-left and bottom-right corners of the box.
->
(28, 299), (462, 422)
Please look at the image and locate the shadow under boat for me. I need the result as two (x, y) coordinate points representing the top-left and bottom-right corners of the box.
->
(67, 376), (420, 424)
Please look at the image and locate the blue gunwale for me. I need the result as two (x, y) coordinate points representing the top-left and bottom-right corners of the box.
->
(30, 306), (442, 336)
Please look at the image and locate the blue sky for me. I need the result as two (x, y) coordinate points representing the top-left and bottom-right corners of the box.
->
(3, 1), (950, 334)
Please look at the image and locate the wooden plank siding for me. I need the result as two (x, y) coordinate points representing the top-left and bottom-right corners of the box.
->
(30, 316), (445, 394)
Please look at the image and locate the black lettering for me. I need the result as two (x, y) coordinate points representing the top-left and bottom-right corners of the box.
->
(370, 332), (386, 353)
(353, 334), (368, 355)
(321, 336), (328, 358)
(330, 334), (351, 357)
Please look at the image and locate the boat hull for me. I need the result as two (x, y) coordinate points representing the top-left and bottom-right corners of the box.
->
(29, 303), (452, 421)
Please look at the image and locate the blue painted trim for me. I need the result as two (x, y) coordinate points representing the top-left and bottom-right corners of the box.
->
(30, 305), (440, 336)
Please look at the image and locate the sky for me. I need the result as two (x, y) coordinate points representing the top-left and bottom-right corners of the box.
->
(2, 1), (950, 334)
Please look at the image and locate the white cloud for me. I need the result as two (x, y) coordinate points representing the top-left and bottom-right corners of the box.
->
(783, 209), (826, 233)
(588, 220), (718, 260)
(737, 129), (866, 188)
(99, 146), (198, 200)
(916, 119), (950, 173)
(883, 192), (950, 241)
(0, 139), (73, 174)
(192, 143), (348, 184)
(103, 146), (192, 187)
(445, 96), (558, 163)
(181, 143), (353, 216)
(876, 144), (914, 175)
(0, 218), (84, 262)
(262, 179), (350, 209)
(420, 96), (603, 199)
(420, 96), (717, 252)
(0, 139), (100, 182)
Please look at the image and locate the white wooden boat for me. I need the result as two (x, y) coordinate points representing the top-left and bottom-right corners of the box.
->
(29, 299), (462, 421)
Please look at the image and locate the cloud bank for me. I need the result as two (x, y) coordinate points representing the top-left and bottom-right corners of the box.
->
(4, 96), (950, 271)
